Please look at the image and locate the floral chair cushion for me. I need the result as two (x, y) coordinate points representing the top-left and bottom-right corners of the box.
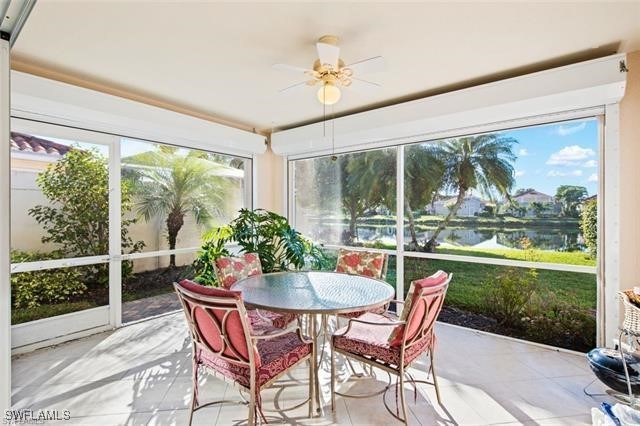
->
(335, 249), (387, 279)
(215, 253), (263, 289)
(387, 270), (448, 346)
(214, 253), (296, 330)
(333, 312), (433, 367)
(198, 330), (311, 390)
(248, 310), (297, 330)
(335, 249), (388, 318)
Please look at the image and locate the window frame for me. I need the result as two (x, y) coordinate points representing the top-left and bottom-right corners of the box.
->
(9, 117), (254, 347)
(287, 109), (604, 344)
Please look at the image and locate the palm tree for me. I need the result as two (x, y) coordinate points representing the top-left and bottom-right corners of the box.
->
(425, 134), (517, 252)
(125, 148), (238, 266)
(404, 145), (445, 249)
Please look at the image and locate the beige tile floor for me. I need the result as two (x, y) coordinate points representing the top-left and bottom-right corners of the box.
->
(11, 312), (611, 425)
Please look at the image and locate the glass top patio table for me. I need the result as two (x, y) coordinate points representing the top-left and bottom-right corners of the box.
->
(232, 271), (394, 315)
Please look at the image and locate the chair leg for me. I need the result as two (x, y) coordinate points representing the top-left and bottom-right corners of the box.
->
(399, 369), (409, 424)
(331, 342), (336, 412)
(249, 376), (256, 426)
(188, 358), (199, 426)
(429, 347), (442, 406)
(309, 354), (315, 418)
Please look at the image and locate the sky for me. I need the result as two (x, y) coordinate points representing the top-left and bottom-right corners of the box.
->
(502, 118), (599, 197)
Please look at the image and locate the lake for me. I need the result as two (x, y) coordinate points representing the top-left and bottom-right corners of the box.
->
(301, 222), (585, 252)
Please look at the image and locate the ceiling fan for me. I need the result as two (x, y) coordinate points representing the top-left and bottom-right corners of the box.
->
(273, 35), (385, 105)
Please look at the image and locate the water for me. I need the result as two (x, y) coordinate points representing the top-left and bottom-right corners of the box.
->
(303, 222), (584, 252)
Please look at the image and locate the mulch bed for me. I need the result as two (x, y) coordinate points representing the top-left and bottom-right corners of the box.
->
(438, 305), (498, 331)
(122, 265), (194, 298)
(438, 305), (593, 352)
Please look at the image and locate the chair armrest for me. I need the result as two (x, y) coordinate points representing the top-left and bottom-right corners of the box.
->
(251, 327), (292, 340)
(335, 317), (406, 337)
(251, 325), (313, 345)
(388, 299), (406, 305)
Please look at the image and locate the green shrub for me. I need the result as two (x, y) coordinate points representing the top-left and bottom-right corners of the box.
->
(28, 148), (143, 287)
(522, 293), (596, 351)
(10, 250), (86, 309)
(483, 267), (539, 327)
(194, 209), (327, 286)
(580, 198), (597, 257)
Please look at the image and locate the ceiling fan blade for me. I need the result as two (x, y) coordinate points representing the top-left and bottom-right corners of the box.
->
(316, 42), (340, 69)
(348, 77), (382, 94)
(273, 63), (315, 75)
(278, 81), (309, 94)
(344, 56), (386, 75)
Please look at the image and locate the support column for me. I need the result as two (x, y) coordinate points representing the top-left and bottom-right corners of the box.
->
(395, 145), (405, 304)
(1, 30), (12, 415)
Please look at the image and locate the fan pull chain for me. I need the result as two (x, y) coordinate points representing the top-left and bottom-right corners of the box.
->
(331, 104), (337, 161)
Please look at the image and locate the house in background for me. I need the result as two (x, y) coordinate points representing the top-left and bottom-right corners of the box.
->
(511, 189), (560, 217)
(432, 195), (488, 217)
(10, 132), (71, 253)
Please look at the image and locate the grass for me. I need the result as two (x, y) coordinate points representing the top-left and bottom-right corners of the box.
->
(402, 257), (596, 311)
(11, 301), (99, 324)
(436, 246), (596, 266)
(323, 247), (596, 350)
(322, 245), (596, 310)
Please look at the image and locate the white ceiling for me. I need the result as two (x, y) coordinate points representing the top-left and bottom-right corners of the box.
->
(12, 2), (640, 132)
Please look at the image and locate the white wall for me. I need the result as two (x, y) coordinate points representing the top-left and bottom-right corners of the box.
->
(254, 145), (285, 215)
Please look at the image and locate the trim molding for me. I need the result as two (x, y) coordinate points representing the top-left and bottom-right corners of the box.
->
(11, 58), (268, 136)
(272, 54), (627, 156)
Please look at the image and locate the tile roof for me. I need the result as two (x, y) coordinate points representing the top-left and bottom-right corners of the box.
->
(10, 132), (72, 157)
(513, 189), (552, 198)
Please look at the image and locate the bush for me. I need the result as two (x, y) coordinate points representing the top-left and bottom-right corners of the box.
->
(483, 267), (539, 327)
(10, 250), (86, 309)
(581, 198), (597, 257)
(522, 293), (596, 352)
(29, 148), (143, 287)
(194, 209), (327, 286)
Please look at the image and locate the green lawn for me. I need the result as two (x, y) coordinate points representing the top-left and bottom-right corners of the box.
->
(11, 301), (99, 324)
(436, 246), (596, 266)
(322, 245), (596, 351)
(402, 257), (596, 311)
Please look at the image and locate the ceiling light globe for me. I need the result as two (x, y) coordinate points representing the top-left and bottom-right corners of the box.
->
(317, 84), (341, 105)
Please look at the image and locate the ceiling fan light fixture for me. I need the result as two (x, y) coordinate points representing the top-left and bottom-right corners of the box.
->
(317, 83), (341, 105)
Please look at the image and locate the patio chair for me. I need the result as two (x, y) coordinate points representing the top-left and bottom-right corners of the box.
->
(334, 248), (389, 318)
(214, 253), (297, 329)
(330, 271), (451, 424)
(174, 279), (314, 426)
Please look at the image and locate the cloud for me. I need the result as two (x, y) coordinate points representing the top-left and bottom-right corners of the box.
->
(515, 170), (525, 177)
(555, 122), (586, 136)
(546, 145), (595, 166)
(583, 160), (598, 168)
(518, 148), (529, 157)
(547, 170), (583, 177)
(588, 173), (598, 182)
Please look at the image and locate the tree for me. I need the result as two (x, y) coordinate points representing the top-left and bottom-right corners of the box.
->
(555, 185), (588, 218)
(425, 134), (517, 252)
(530, 201), (547, 218)
(339, 154), (380, 244)
(403, 146), (445, 249)
(29, 148), (143, 285)
(126, 148), (237, 267)
(580, 198), (597, 256)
